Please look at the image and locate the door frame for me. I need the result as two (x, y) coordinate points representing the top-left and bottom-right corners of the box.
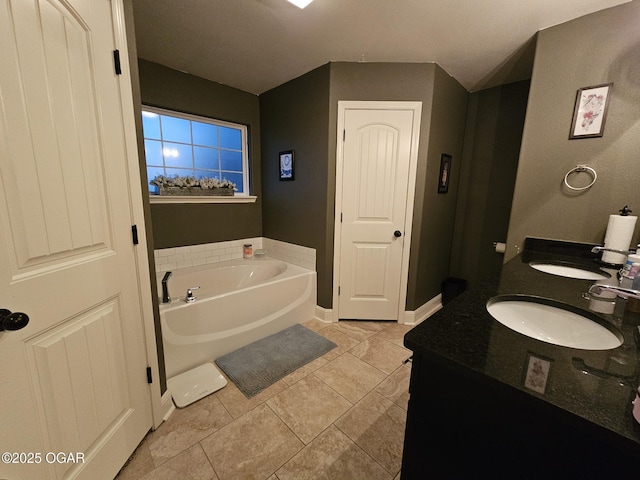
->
(333, 101), (422, 323)
(112, 0), (166, 428)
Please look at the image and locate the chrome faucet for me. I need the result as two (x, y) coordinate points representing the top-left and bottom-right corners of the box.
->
(571, 357), (636, 387)
(185, 286), (200, 303)
(591, 245), (638, 256)
(161, 271), (172, 304)
(587, 284), (640, 301)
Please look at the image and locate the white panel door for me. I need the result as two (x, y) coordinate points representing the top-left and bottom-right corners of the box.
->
(0, 1), (152, 479)
(338, 107), (419, 320)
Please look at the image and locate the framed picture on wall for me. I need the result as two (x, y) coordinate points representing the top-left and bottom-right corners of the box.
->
(569, 83), (612, 139)
(438, 154), (452, 193)
(279, 150), (294, 180)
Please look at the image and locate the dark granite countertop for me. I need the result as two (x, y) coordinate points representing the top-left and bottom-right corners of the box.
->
(404, 238), (640, 454)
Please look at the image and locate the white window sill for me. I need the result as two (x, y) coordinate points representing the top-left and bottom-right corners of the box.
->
(149, 195), (257, 204)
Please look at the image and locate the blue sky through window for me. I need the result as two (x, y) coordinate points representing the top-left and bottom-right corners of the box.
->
(142, 108), (248, 194)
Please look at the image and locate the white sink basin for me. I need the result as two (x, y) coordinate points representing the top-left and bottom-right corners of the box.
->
(486, 295), (622, 350)
(529, 262), (610, 280)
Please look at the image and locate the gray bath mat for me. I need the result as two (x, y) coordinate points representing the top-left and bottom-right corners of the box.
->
(215, 324), (337, 398)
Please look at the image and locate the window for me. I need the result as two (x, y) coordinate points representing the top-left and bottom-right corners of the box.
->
(142, 106), (249, 195)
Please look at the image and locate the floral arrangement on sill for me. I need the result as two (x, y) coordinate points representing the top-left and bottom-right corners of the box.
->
(150, 175), (236, 196)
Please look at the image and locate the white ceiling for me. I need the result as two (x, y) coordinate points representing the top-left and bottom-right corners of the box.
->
(132, 0), (630, 95)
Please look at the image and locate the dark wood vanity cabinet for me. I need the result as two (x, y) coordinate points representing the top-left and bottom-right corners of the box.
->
(400, 353), (639, 479)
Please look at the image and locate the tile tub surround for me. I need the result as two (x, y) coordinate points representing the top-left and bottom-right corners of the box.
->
(154, 237), (316, 273)
(402, 239), (640, 476)
(117, 320), (412, 480)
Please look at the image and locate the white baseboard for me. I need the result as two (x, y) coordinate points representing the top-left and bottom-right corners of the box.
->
(316, 295), (442, 326)
(154, 390), (175, 429)
(314, 305), (335, 323)
(403, 294), (443, 325)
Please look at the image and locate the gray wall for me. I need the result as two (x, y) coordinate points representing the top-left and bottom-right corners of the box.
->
(138, 60), (263, 248)
(328, 63), (468, 311)
(405, 66), (469, 310)
(328, 63), (435, 311)
(328, 63), (438, 310)
(506, 2), (640, 259)
(138, 58), (470, 312)
(260, 62), (469, 310)
(260, 65), (332, 305)
(450, 80), (530, 286)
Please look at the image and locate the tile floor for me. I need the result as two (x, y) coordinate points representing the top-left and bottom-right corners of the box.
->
(116, 319), (414, 480)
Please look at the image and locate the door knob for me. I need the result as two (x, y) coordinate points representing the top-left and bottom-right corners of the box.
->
(394, 230), (402, 238)
(0, 309), (29, 331)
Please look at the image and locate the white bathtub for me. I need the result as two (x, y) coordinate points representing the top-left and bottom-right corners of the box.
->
(158, 258), (316, 378)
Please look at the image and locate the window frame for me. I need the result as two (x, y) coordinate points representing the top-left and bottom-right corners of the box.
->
(142, 105), (252, 200)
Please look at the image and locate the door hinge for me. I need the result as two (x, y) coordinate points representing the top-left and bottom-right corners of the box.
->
(113, 49), (122, 75)
(131, 225), (139, 245)
(338, 286), (341, 295)
(343, 129), (345, 141)
(146, 367), (153, 384)
(340, 212), (343, 223)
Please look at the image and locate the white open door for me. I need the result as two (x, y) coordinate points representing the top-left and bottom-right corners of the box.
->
(0, 1), (154, 478)
(334, 102), (421, 321)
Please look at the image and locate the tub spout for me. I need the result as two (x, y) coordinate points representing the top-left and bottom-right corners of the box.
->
(162, 271), (172, 304)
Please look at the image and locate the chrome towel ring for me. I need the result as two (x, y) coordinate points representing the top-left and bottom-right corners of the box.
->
(563, 165), (597, 191)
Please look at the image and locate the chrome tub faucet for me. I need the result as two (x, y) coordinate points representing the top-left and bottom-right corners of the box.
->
(185, 286), (200, 303)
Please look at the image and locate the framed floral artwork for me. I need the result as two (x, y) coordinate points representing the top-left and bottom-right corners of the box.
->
(569, 83), (612, 139)
(523, 352), (552, 395)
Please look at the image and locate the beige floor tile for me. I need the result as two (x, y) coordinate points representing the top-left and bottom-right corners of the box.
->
(375, 363), (411, 410)
(281, 355), (329, 385)
(116, 439), (154, 480)
(314, 352), (387, 403)
(301, 318), (332, 332)
(374, 323), (414, 348)
(335, 391), (407, 475)
(215, 374), (289, 419)
(276, 425), (392, 480)
(336, 320), (392, 342)
(314, 325), (361, 361)
(139, 444), (217, 480)
(349, 336), (412, 374)
(267, 375), (352, 444)
(120, 320), (414, 479)
(146, 394), (233, 466)
(200, 403), (304, 479)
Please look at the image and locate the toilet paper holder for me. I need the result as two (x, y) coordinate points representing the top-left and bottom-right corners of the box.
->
(563, 165), (597, 191)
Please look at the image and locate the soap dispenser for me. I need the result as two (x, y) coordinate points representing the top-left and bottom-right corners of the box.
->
(620, 252), (640, 289)
(626, 272), (640, 313)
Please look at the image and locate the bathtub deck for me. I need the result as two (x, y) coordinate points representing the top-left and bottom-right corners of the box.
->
(116, 319), (412, 480)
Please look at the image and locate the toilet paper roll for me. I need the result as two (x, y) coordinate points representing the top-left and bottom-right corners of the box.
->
(494, 242), (506, 254)
(602, 214), (637, 265)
